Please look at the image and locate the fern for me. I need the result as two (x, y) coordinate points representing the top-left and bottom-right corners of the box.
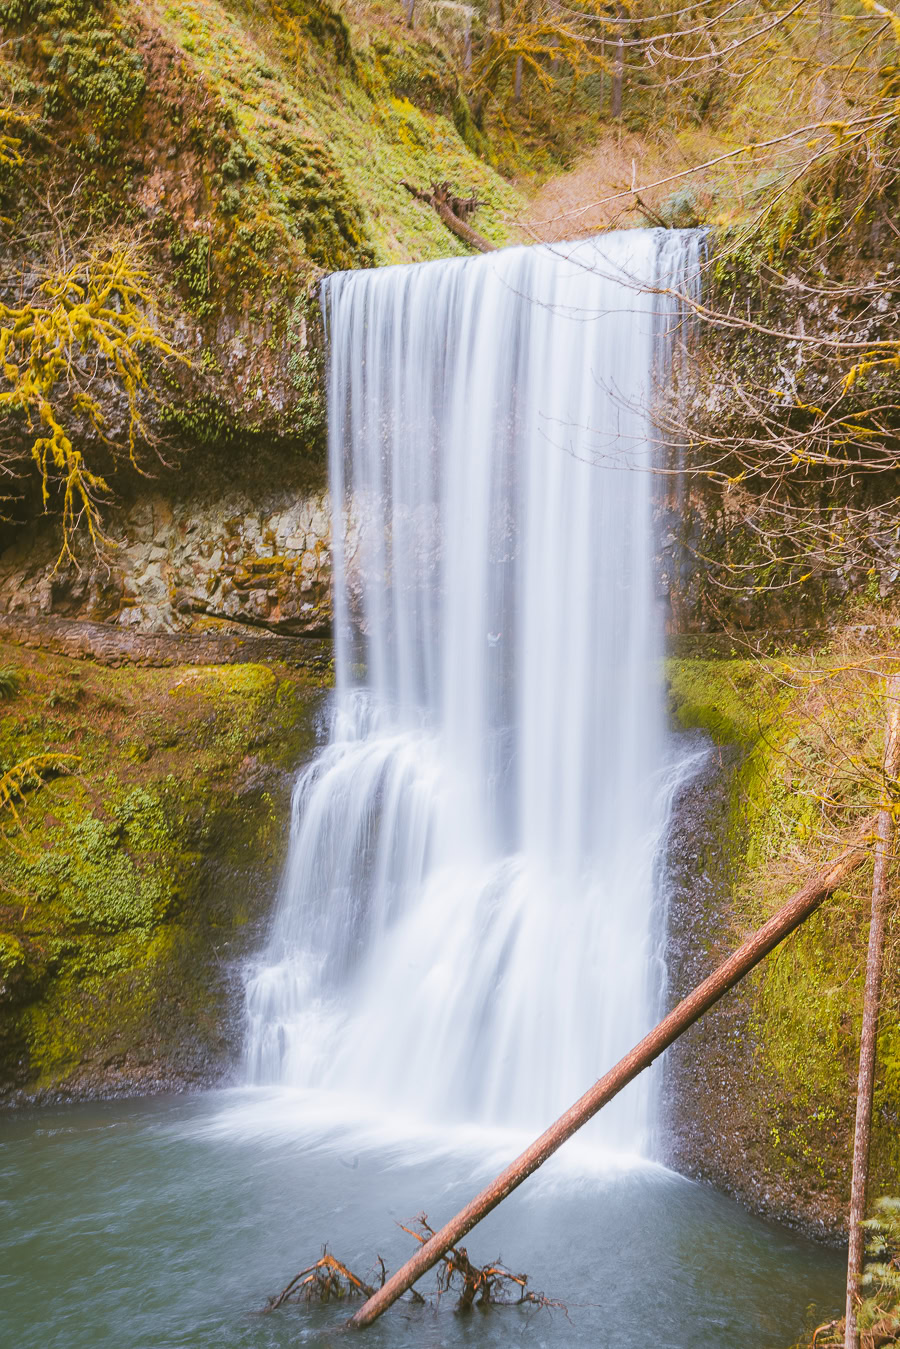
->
(0, 666), (21, 698)
(856, 1198), (900, 1343)
(0, 753), (80, 832)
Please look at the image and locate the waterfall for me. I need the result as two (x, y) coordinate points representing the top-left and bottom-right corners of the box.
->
(244, 230), (702, 1155)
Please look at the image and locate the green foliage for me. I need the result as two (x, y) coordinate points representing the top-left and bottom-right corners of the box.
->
(156, 0), (520, 266)
(275, 0), (354, 68)
(0, 666), (21, 699)
(0, 640), (327, 1094)
(258, 122), (374, 271)
(659, 187), (703, 229)
(285, 297), (325, 441)
(858, 1198), (900, 1341)
(0, 0), (97, 24)
(160, 392), (236, 448)
(452, 90), (490, 161)
(0, 930), (25, 983)
(45, 26), (145, 155)
(170, 231), (216, 318)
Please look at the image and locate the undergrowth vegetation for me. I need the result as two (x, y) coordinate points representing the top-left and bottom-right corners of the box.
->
(0, 639), (325, 1095)
(791, 1197), (900, 1345)
(669, 629), (900, 1225)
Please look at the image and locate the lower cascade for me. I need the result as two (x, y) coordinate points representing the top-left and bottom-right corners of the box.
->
(244, 230), (702, 1154)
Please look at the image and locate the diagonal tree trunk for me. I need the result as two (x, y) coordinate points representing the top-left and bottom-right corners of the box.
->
(348, 820), (876, 1329)
(845, 672), (900, 1349)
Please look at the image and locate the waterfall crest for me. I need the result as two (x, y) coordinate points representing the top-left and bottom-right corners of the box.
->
(245, 230), (702, 1154)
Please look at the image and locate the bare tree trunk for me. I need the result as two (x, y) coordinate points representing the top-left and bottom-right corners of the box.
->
(464, 16), (472, 72)
(611, 4), (625, 117)
(349, 822), (875, 1329)
(845, 674), (900, 1349)
(406, 0), (415, 27)
(819, 0), (833, 62)
(432, 199), (495, 252)
(600, 34), (607, 113)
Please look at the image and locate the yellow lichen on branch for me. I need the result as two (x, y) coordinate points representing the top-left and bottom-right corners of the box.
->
(467, 0), (609, 103)
(0, 244), (187, 567)
(0, 754), (81, 835)
(0, 95), (35, 169)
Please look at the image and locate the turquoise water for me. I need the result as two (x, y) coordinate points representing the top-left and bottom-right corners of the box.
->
(1, 1089), (843, 1348)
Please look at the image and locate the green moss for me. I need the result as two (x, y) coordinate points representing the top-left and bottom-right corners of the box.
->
(159, 392), (237, 448)
(0, 0), (94, 23)
(671, 648), (900, 1213)
(0, 931), (25, 984)
(170, 231), (217, 318)
(169, 661), (277, 702)
(0, 638), (327, 1097)
(666, 656), (781, 745)
(50, 31), (144, 118)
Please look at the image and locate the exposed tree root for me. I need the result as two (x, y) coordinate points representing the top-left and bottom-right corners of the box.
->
(400, 180), (497, 253)
(266, 1251), (377, 1309)
(265, 1217), (564, 1318)
(401, 1213), (565, 1314)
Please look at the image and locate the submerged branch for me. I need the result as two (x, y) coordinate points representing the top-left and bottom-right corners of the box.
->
(265, 1219), (562, 1318)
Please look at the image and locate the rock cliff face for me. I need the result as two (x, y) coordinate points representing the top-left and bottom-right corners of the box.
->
(0, 478), (332, 636)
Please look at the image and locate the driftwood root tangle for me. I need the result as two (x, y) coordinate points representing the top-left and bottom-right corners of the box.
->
(266, 1224), (561, 1318)
(266, 1252), (377, 1309)
(348, 820), (876, 1329)
(401, 180), (497, 253)
(401, 1214), (563, 1314)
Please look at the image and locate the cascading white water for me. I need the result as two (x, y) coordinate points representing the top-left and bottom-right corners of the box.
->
(245, 230), (701, 1155)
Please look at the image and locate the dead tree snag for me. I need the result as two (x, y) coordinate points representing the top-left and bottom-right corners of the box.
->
(401, 181), (497, 253)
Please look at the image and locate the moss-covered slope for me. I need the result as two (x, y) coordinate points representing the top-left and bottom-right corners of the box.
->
(0, 638), (329, 1100)
(665, 636), (900, 1236)
(0, 0), (524, 540)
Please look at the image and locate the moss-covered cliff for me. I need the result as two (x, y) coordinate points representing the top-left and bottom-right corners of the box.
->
(664, 633), (900, 1237)
(0, 0), (524, 556)
(0, 633), (330, 1100)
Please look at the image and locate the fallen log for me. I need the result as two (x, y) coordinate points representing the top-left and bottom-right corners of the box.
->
(349, 819), (876, 1329)
(845, 674), (900, 1349)
(401, 180), (497, 253)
